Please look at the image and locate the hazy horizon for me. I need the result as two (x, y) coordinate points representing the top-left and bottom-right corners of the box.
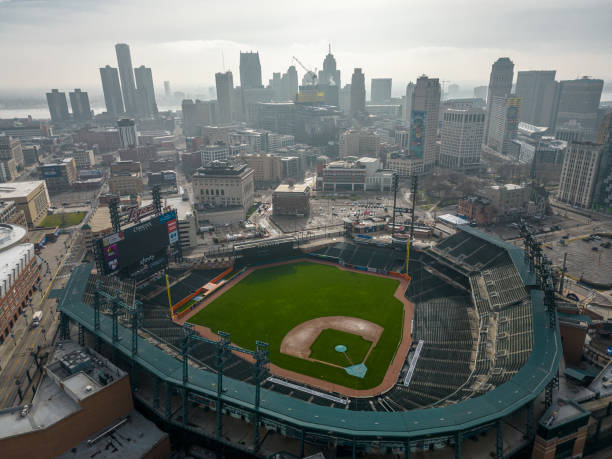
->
(1, 0), (611, 96)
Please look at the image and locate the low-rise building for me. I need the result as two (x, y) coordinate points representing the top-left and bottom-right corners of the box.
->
(458, 196), (497, 225)
(39, 157), (77, 191)
(65, 148), (95, 169)
(0, 180), (50, 227)
(193, 161), (254, 224)
(241, 153), (282, 187)
(0, 342), (170, 457)
(108, 172), (143, 196)
(272, 183), (311, 216)
(557, 141), (603, 208)
(200, 142), (230, 167)
(0, 200), (27, 227)
(317, 160), (367, 192)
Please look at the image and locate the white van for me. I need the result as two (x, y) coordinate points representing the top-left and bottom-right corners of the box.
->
(32, 311), (43, 328)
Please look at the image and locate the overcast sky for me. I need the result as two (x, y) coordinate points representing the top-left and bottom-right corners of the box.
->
(1, 0), (611, 97)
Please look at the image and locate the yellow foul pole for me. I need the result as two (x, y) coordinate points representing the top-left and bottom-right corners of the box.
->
(166, 274), (173, 319)
(406, 238), (411, 275)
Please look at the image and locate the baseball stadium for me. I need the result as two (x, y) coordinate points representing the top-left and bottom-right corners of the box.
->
(57, 225), (561, 458)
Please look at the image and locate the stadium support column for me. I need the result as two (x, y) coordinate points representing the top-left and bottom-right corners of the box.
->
(526, 400), (535, 440)
(559, 253), (567, 294)
(153, 377), (160, 411)
(300, 430), (305, 458)
(404, 439), (411, 458)
(60, 312), (70, 340)
(111, 296), (119, 344)
(181, 324), (193, 427)
(455, 431), (462, 459)
(496, 420), (504, 459)
(109, 197), (121, 232)
(94, 281), (101, 331)
(152, 185), (162, 215)
(165, 381), (172, 420)
(253, 341), (269, 452)
(216, 331), (231, 440)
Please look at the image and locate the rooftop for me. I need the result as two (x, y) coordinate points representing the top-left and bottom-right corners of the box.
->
(274, 183), (311, 193)
(0, 223), (27, 251)
(0, 243), (34, 297)
(0, 180), (46, 198)
(0, 341), (125, 440)
(589, 361), (612, 398)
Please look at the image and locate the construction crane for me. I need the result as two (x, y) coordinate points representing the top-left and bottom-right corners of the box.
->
(292, 56), (317, 85)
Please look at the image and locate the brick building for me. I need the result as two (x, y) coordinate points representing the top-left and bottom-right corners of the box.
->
(272, 183), (311, 216)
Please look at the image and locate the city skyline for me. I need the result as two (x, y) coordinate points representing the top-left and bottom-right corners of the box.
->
(1, 0), (610, 94)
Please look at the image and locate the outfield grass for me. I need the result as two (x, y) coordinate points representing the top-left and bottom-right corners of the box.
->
(189, 262), (404, 389)
(309, 329), (372, 367)
(39, 211), (86, 228)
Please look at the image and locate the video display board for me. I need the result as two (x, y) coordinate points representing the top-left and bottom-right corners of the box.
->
(97, 210), (179, 280)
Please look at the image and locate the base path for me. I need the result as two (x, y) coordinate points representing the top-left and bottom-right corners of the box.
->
(280, 316), (383, 360)
(176, 258), (414, 398)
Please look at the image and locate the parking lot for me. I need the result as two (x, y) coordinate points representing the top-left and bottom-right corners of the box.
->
(545, 234), (612, 287)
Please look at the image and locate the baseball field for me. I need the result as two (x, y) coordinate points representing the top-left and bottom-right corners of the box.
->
(188, 261), (406, 390)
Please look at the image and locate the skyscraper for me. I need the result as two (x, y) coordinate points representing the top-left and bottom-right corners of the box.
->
(215, 71), (234, 123)
(281, 66), (298, 101)
(486, 96), (521, 158)
(182, 99), (217, 137)
(69, 89), (92, 121)
(483, 57), (514, 146)
(164, 81), (172, 99)
(409, 75), (441, 173)
(239, 51), (262, 89)
(46, 89), (70, 122)
(516, 70), (557, 127)
(404, 82), (415, 122)
(473, 85), (488, 101)
(115, 43), (138, 113)
(554, 77), (604, 142)
(100, 65), (124, 116)
(440, 107), (485, 171)
(350, 68), (366, 117)
(318, 46), (341, 87)
(317, 47), (341, 107)
(134, 65), (157, 116)
(370, 78), (392, 104)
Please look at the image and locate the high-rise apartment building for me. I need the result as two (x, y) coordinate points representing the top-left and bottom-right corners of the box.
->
(100, 65), (124, 116)
(516, 70), (557, 127)
(370, 78), (392, 104)
(339, 84), (351, 115)
(239, 51), (263, 89)
(134, 65), (157, 116)
(117, 118), (138, 148)
(350, 69), (366, 117)
(164, 81), (171, 99)
(483, 58), (514, 146)
(115, 43), (138, 113)
(46, 89), (70, 122)
(215, 71), (234, 123)
(557, 141), (603, 208)
(69, 89), (92, 121)
(440, 107), (485, 171)
(486, 96), (522, 157)
(554, 77), (604, 142)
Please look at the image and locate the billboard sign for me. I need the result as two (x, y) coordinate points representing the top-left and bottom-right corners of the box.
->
(409, 110), (425, 159)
